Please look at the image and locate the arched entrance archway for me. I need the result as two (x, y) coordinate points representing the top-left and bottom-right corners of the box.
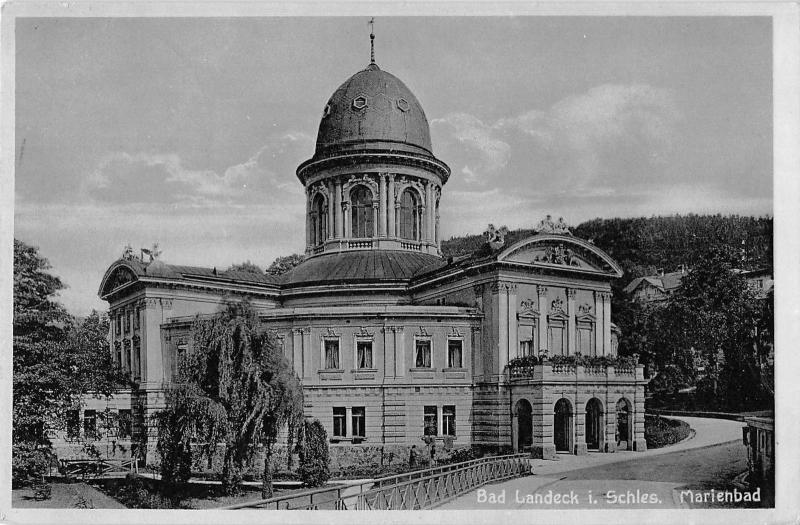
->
(553, 399), (573, 453)
(616, 398), (632, 450)
(585, 398), (603, 451)
(514, 399), (533, 452)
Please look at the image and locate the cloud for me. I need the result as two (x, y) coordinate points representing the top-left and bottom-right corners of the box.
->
(433, 84), (681, 192)
(86, 132), (312, 207)
(430, 113), (511, 182)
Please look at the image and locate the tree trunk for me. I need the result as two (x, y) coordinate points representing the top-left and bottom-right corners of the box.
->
(262, 442), (274, 499)
(221, 447), (240, 495)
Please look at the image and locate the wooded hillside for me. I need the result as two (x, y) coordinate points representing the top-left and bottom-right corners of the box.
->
(441, 214), (773, 282)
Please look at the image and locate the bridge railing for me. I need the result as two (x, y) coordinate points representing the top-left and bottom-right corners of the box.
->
(221, 453), (531, 510)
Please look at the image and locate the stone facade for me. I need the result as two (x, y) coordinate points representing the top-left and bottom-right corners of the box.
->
(61, 52), (648, 469)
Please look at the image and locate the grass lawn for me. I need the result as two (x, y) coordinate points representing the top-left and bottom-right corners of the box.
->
(645, 415), (693, 449)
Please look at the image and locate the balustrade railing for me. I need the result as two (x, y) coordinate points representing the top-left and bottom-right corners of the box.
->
(614, 366), (635, 375)
(400, 241), (422, 251)
(221, 453), (530, 510)
(552, 363), (576, 374)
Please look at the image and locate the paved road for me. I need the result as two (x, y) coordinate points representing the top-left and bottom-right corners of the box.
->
(440, 417), (760, 510)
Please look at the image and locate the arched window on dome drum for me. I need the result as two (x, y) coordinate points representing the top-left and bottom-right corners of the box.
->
(350, 185), (374, 238)
(310, 194), (327, 245)
(398, 189), (419, 241)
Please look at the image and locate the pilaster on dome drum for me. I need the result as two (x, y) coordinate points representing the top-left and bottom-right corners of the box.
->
(298, 57), (450, 258)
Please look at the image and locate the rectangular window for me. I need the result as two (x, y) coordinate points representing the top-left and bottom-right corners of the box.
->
(134, 308), (140, 330)
(84, 410), (97, 439)
(66, 410), (80, 439)
(324, 339), (340, 369)
(356, 341), (373, 369)
(424, 405), (438, 436)
(115, 314), (122, 336)
(519, 324), (535, 356)
(118, 409), (132, 439)
(352, 407), (366, 438)
(443, 405), (456, 436)
(447, 339), (463, 368)
(333, 407), (346, 437)
(134, 344), (141, 380)
(415, 339), (432, 368)
(124, 311), (130, 333)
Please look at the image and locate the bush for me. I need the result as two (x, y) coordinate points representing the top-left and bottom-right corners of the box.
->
(113, 473), (179, 509)
(644, 415), (691, 449)
(298, 420), (330, 487)
(12, 444), (53, 488)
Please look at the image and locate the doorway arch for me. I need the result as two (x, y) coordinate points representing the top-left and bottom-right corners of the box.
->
(553, 398), (573, 453)
(585, 398), (603, 451)
(616, 398), (633, 450)
(514, 399), (533, 452)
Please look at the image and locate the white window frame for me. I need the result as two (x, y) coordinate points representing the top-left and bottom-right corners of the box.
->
(332, 406), (347, 438)
(413, 336), (433, 369)
(322, 337), (341, 370)
(353, 335), (375, 370)
(446, 337), (464, 369)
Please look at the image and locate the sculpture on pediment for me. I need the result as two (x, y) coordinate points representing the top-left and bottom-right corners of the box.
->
(534, 243), (580, 266)
(520, 298), (538, 313)
(578, 303), (593, 315)
(121, 244), (136, 261)
(550, 297), (565, 314)
(484, 224), (509, 250)
(140, 243), (162, 263)
(535, 215), (573, 236)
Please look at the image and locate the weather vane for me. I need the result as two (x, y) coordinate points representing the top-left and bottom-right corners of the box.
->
(369, 17), (375, 64)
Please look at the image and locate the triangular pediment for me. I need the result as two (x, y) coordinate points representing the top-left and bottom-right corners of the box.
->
(497, 234), (623, 277)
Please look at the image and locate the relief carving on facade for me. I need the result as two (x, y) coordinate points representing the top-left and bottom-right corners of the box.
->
(355, 326), (374, 338)
(519, 298), (539, 315)
(321, 327), (340, 338)
(550, 297), (566, 315)
(342, 174), (379, 200)
(534, 243), (580, 266)
(448, 326), (463, 337)
(415, 326), (430, 337)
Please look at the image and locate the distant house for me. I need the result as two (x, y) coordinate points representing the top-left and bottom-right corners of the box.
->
(736, 268), (774, 299)
(622, 267), (687, 304)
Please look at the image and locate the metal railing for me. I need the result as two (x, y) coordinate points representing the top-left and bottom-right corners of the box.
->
(60, 458), (139, 480)
(221, 453), (530, 510)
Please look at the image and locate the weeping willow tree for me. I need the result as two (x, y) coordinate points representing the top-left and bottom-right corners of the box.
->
(157, 300), (302, 496)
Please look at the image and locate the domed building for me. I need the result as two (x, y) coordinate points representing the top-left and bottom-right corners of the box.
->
(79, 45), (648, 468)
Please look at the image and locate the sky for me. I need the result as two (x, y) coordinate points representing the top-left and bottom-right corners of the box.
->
(13, 16), (773, 315)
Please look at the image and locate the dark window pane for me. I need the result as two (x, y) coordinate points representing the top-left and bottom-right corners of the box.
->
(333, 407), (346, 437)
(118, 409), (132, 439)
(399, 189), (418, 240)
(352, 407), (366, 437)
(350, 186), (374, 238)
(424, 406), (437, 436)
(448, 340), (462, 368)
(443, 405), (456, 436)
(325, 340), (340, 369)
(66, 410), (80, 439)
(84, 410), (97, 439)
(357, 341), (373, 369)
(415, 340), (431, 368)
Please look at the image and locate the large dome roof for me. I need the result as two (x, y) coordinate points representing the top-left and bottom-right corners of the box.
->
(313, 63), (433, 159)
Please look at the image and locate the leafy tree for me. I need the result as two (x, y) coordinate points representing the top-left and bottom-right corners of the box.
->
(156, 300), (302, 496)
(13, 240), (124, 486)
(297, 419), (330, 487)
(227, 261), (263, 274)
(259, 342), (303, 498)
(639, 246), (772, 410)
(265, 254), (304, 276)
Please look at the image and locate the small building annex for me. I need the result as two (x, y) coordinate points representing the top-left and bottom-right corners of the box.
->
(81, 44), (648, 465)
